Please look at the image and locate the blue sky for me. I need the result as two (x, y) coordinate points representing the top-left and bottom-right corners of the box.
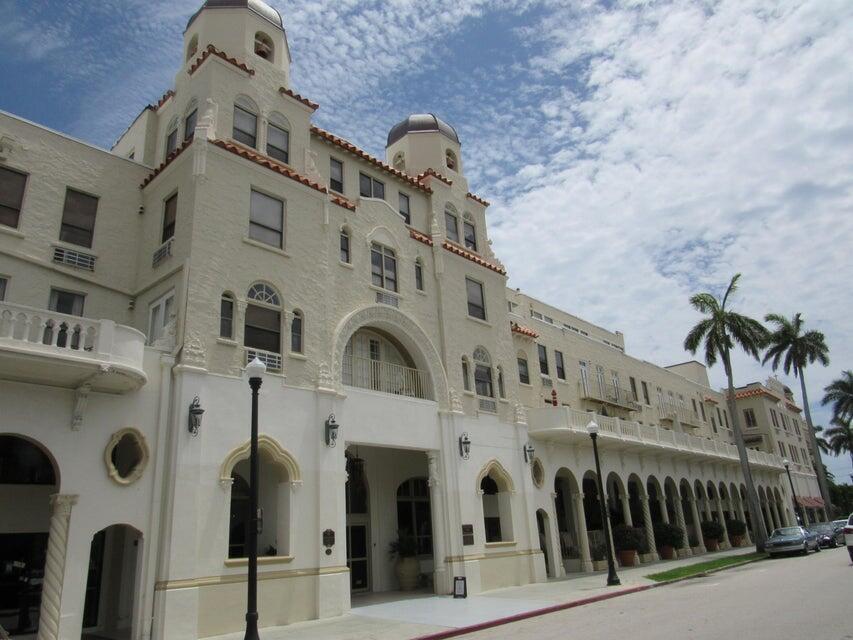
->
(2, 0), (852, 483)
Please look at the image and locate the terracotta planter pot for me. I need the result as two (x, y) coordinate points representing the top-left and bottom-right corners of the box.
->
(618, 550), (637, 567)
(592, 559), (609, 571)
(394, 557), (420, 591)
(731, 535), (743, 547)
(704, 538), (719, 552)
(659, 545), (675, 560)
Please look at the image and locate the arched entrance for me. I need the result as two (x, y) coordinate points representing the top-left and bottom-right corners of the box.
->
(0, 434), (58, 636)
(81, 524), (142, 639)
(345, 452), (370, 593)
(535, 509), (554, 578)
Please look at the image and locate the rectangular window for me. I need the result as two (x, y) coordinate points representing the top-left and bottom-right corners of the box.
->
(359, 173), (385, 199)
(184, 109), (198, 142)
(629, 377), (638, 401)
(220, 296), (234, 338)
(147, 290), (174, 345)
(249, 190), (284, 248)
(555, 350), (565, 380)
(699, 403), (706, 421)
(711, 416), (717, 432)
(49, 288), (85, 316)
(330, 158), (344, 193)
(778, 442), (786, 457)
(0, 277), (6, 301)
(267, 123), (289, 163)
(463, 221), (477, 251)
(165, 129), (178, 157)
(59, 188), (98, 248)
(580, 361), (589, 393)
(0, 166), (27, 228)
(474, 364), (493, 398)
(692, 398), (698, 414)
(641, 381), (650, 405)
(415, 262), (424, 291)
(233, 105), (257, 147)
(743, 408), (757, 428)
(724, 410), (730, 428)
(290, 314), (303, 353)
(445, 211), (459, 242)
(370, 243), (397, 291)
(162, 193), (177, 243)
(537, 344), (549, 376)
(769, 409), (779, 428)
(465, 277), (485, 320)
(340, 231), (350, 263)
(462, 358), (471, 392)
(716, 407), (723, 425)
(399, 193), (411, 224)
(518, 357), (530, 384)
(780, 414), (789, 431)
(244, 304), (280, 353)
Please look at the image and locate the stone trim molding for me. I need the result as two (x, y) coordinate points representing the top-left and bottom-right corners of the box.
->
(154, 564), (348, 591)
(219, 434), (302, 485)
(104, 428), (149, 486)
(475, 458), (516, 493)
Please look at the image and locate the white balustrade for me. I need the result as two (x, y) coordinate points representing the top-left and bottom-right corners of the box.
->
(342, 354), (431, 400)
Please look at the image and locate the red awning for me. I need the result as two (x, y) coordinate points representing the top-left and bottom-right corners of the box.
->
(795, 496), (825, 508)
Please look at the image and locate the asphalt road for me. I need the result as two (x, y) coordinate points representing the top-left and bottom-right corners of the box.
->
(456, 547), (852, 640)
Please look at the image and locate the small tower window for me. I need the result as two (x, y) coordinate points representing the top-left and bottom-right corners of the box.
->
(254, 32), (274, 61)
(445, 149), (457, 171)
(186, 34), (199, 62)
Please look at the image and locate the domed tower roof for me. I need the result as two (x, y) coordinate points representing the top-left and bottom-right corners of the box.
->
(387, 114), (460, 147)
(186, 0), (283, 32)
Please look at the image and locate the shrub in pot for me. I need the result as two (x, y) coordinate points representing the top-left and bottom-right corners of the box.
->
(654, 522), (685, 560)
(613, 524), (644, 567)
(725, 519), (747, 546)
(700, 520), (724, 551)
(389, 532), (420, 590)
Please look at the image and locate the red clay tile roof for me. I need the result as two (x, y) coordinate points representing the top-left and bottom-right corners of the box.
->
(140, 139), (193, 188)
(796, 495), (823, 507)
(409, 227), (434, 246)
(329, 193), (356, 211)
(704, 396), (719, 404)
(150, 90), (175, 111)
(442, 240), (506, 275)
(189, 45), (254, 77)
(467, 192), (490, 207)
(279, 87), (319, 111)
(786, 402), (802, 413)
(416, 168), (452, 186)
(310, 126), (431, 194)
(511, 322), (539, 339)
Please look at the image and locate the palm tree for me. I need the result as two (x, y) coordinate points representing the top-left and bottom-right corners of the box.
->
(762, 312), (832, 514)
(823, 417), (853, 470)
(683, 274), (770, 551)
(822, 370), (853, 423)
(813, 425), (831, 455)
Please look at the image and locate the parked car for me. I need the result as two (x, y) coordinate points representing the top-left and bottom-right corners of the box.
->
(844, 514), (853, 562)
(810, 523), (841, 548)
(765, 526), (820, 556)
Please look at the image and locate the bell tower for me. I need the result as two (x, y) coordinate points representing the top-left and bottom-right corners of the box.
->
(385, 114), (464, 180)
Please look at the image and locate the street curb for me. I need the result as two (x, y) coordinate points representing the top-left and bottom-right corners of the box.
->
(410, 554), (766, 640)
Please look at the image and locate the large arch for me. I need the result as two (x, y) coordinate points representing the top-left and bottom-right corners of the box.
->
(475, 459), (515, 494)
(219, 434), (301, 484)
(554, 467), (583, 570)
(332, 305), (449, 407)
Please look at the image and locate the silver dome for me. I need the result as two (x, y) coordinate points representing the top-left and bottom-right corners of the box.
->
(186, 0), (283, 31)
(387, 114), (460, 147)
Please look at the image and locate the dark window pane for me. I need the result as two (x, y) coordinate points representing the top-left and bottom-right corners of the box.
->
(330, 159), (343, 193)
(166, 129), (178, 156)
(538, 344), (549, 375)
(184, 110), (197, 141)
(399, 193), (410, 223)
(249, 190), (283, 248)
(244, 305), (280, 352)
(162, 194), (177, 243)
(518, 358), (530, 384)
(372, 179), (385, 200)
(220, 296), (234, 338)
(359, 173), (372, 197)
(415, 263), (423, 290)
(445, 212), (459, 242)
(291, 314), (303, 353)
(555, 350), (565, 379)
(267, 124), (289, 163)
(60, 189), (98, 247)
(233, 106), (257, 147)
(0, 166), (27, 228)
(340, 232), (350, 262)
(475, 364), (493, 397)
(466, 278), (485, 319)
(463, 221), (477, 251)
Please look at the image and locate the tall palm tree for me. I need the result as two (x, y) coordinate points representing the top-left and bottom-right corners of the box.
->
(684, 274), (770, 551)
(762, 312), (832, 514)
(813, 425), (831, 455)
(823, 417), (853, 470)
(822, 370), (853, 423)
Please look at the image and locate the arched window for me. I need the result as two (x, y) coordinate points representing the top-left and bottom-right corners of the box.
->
(244, 283), (281, 370)
(473, 347), (493, 398)
(340, 227), (351, 263)
(186, 34), (198, 62)
(445, 149), (457, 171)
(517, 352), (530, 385)
(415, 258), (424, 291)
(462, 212), (477, 251)
(480, 465), (514, 543)
(220, 292), (235, 339)
(393, 152), (406, 172)
(267, 112), (290, 163)
(233, 96), (259, 148)
(444, 204), (459, 243)
(461, 356), (471, 392)
(165, 117), (179, 159)
(290, 309), (303, 354)
(254, 32), (274, 62)
(396, 478), (432, 555)
(184, 99), (198, 142)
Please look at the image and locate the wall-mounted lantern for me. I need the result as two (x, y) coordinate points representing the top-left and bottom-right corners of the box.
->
(523, 442), (535, 463)
(325, 414), (339, 447)
(458, 432), (471, 460)
(188, 396), (204, 436)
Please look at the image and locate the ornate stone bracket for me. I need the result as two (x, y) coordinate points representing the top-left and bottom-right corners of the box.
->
(71, 383), (91, 430)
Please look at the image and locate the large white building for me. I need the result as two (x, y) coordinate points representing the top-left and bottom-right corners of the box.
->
(0, 1), (824, 638)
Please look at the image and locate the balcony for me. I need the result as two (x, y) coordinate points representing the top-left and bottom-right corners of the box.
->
(0, 301), (146, 393)
(578, 381), (640, 412)
(657, 404), (702, 428)
(528, 405), (785, 471)
(342, 354), (431, 400)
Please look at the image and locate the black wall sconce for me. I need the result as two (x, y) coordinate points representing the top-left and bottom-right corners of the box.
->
(459, 432), (471, 460)
(523, 442), (535, 463)
(188, 396), (204, 436)
(325, 414), (339, 447)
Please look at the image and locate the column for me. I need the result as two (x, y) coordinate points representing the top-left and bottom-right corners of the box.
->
(658, 496), (670, 524)
(703, 496), (713, 521)
(761, 501), (773, 532)
(736, 497), (752, 545)
(620, 493), (633, 527)
(770, 501), (782, 530)
(427, 452), (449, 593)
(37, 494), (78, 640)
(573, 492), (593, 572)
(715, 497), (730, 549)
(549, 492), (567, 578)
(689, 495), (706, 554)
(640, 494), (659, 562)
(674, 493), (691, 557)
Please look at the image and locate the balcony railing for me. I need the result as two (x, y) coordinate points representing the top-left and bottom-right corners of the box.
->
(657, 404), (702, 427)
(578, 381), (641, 411)
(245, 347), (282, 373)
(342, 354), (431, 400)
(528, 405), (786, 471)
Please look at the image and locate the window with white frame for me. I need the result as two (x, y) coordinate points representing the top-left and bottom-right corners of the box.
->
(290, 309), (303, 353)
(370, 243), (397, 291)
(473, 347), (493, 398)
(147, 290), (174, 345)
(162, 193), (177, 243)
(517, 354), (530, 384)
(249, 190), (284, 248)
(445, 207), (459, 243)
(340, 228), (351, 263)
(49, 288), (85, 316)
(537, 344), (549, 376)
(463, 216), (477, 251)
(555, 350), (565, 380)
(330, 158), (344, 193)
(415, 259), (424, 291)
(184, 107), (198, 142)
(399, 192), (411, 224)
(244, 283), (281, 355)
(220, 293), (234, 339)
(359, 173), (385, 199)
(233, 103), (258, 148)
(59, 188), (98, 248)
(267, 120), (289, 163)
(579, 361), (589, 393)
(0, 166), (27, 229)
(466, 277), (485, 320)
(165, 118), (178, 158)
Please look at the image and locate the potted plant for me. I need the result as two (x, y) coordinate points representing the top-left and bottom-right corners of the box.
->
(389, 532), (419, 590)
(654, 522), (685, 560)
(701, 520), (724, 551)
(612, 524), (644, 567)
(688, 531), (703, 553)
(591, 542), (608, 571)
(725, 519), (747, 546)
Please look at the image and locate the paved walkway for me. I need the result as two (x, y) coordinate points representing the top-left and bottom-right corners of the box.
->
(208, 547), (755, 640)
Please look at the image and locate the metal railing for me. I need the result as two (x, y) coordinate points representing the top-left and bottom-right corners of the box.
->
(152, 237), (174, 267)
(245, 347), (282, 373)
(657, 404), (702, 427)
(578, 381), (641, 411)
(53, 246), (96, 271)
(342, 354), (431, 400)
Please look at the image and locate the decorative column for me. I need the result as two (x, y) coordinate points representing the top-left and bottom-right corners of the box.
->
(703, 495), (713, 522)
(715, 497), (730, 549)
(673, 494), (691, 557)
(620, 493), (633, 527)
(37, 494), (78, 640)
(573, 492), (593, 572)
(658, 496), (670, 524)
(550, 492), (567, 578)
(639, 494), (659, 562)
(761, 501), (773, 532)
(736, 497), (752, 545)
(689, 495), (706, 554)
(427, 452), (449, 593)
(769, 500), (782, 530)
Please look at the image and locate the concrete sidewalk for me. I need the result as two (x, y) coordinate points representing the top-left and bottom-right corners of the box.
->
(208, 547), (756, 640)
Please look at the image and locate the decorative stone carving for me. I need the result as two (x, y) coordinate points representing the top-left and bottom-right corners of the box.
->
(37, 494), (78, 640)
(304, 148), (321, 182)
(427, 452), (440, 487)
(71, 383), (91, 430)
(317, 361), (335, 391)
(0, 135), (22, 161)
(513, 401), (527, 425)
(153, 315), (177, 351)
(449, 388), (463, 414)
(199, 98), (218, 137)
(104, 428), (150, 486)
(219, 434), (302, 485)
(182, 331), (206, 367)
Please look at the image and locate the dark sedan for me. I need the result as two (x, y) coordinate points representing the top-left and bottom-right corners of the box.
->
(810, 523), (843, 548)
(765, 526), (820, 556)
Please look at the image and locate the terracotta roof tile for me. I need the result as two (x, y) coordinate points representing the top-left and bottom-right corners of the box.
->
(329, 193), (356, 211)
(189, 45), (254, 77)
(511, 322), (539, 339)
(786, 402), (802, 413)
(467, 192), (490, 207)
(140, 139), (193, 188)
(442, 240), (506, 275)
(416, 168), (452, 186)
(310, 126), (431, 194)
(409, 227), (434, 246)
(150, 90), (175, 111)
(279, 87), (319, 111)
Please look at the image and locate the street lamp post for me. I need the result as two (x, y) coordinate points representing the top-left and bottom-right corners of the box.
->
(244, 357), (266, 640)
(587, 420), (620, 586)
(782, 459), (802, 526)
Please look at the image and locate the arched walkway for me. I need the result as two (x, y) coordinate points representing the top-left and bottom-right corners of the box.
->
(554, 468), (591, 573)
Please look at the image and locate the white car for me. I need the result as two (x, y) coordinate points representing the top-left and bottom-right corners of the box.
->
(845, 514), (853, 562)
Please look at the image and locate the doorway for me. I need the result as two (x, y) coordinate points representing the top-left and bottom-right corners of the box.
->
(536, 509), (553, 578)
(346, 453), (370, 593)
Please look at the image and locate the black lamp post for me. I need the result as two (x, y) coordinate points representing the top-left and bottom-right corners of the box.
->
(244, 357), (266, 640)
(782, 459), (802, 525)
(587, 420), (620, 586)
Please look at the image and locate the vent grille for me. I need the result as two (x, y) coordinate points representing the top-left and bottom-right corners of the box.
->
(375, 291), (399, 308)
(152, 238), (174, 267)
(478, 398), (497, 413)
(53, 247), (96, 271)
